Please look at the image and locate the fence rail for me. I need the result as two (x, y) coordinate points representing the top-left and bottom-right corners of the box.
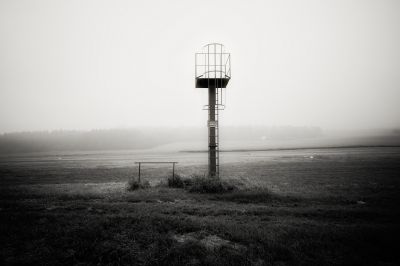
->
(134, 162), (178, 182)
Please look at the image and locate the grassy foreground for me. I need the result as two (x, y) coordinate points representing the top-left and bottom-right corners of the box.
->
(1, 147), (400, 265)
(1, 175), (399, 266)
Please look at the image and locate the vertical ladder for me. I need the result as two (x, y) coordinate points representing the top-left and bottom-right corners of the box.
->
(215, 87), (219, 178)
(214, 45), (220, 178)
(206, 44), (223, 178)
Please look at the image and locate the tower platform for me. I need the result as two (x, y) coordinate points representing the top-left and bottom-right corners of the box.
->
(195, 77), (230, 88)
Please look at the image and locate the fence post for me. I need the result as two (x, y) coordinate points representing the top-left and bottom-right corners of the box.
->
(135, 162), (177, 183)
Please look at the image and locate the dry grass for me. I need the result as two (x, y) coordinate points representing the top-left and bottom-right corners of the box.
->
(2, 182), (399, 266)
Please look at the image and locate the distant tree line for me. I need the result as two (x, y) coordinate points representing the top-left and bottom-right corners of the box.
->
(0, 126), (323, 154)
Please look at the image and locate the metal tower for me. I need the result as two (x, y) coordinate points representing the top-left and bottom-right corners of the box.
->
(195, 43), (231, 177)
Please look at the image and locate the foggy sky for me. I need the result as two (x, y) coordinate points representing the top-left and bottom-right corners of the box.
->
(0, 0), (399, 133)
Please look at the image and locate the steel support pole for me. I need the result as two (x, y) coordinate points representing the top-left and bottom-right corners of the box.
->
(138, 163), (141, 182)
(208, 85), (217, 177)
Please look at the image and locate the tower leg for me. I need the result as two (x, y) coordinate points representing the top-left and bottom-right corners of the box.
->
(208, 85), (217, 177)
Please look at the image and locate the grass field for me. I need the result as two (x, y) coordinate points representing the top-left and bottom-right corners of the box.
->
(1, 147), (400, 265)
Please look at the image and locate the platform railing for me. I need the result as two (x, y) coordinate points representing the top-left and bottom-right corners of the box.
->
(195, 52), (231, 79)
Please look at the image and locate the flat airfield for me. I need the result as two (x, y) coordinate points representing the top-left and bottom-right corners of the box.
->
(1, 147), (399, 265)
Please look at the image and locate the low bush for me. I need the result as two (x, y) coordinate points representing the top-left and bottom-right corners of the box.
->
(166, 174), (237, 193)
(188, 176), (237, 194)
(167, 174), (185, 188)
(127, 179), (150, 191)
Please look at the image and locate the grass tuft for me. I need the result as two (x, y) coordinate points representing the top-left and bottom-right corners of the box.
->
(167, 174), (238, 194)
(167, 174), (186, 188)
(127, 179), (150, 191)
(188, 176), (237, 194)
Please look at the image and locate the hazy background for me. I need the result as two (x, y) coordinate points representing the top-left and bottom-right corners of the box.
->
(1, 0), (399, 134)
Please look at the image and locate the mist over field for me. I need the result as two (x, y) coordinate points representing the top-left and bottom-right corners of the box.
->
(1, 126), (399, 154)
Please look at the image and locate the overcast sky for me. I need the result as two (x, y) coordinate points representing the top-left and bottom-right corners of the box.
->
(0, 0), (399, 133)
